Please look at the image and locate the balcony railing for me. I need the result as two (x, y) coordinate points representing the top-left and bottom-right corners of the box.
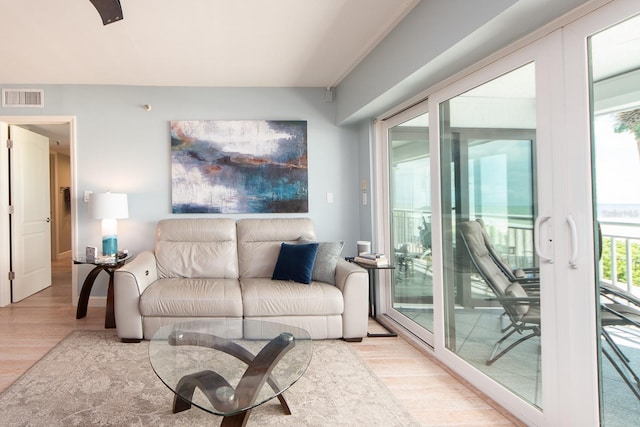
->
(600, 220), (640, 295)
(391, 211), (639, 296)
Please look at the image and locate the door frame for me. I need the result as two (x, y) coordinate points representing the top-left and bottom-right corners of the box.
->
(375, 101), (434, 345)
(561, 0), (640, 424)
(369, 0), (638, 424)
(426, 32), (565, 425)
(0, 115), (76, 307)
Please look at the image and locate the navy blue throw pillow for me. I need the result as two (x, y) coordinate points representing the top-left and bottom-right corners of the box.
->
(272, 242), (319, 284)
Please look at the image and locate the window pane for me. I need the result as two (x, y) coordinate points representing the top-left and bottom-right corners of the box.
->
(389, 112), (433, 332)
(440, 63), (541, 407)
(590, 13), (640, 426)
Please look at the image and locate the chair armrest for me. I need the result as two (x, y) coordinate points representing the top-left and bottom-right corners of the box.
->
(114, 251), (158, 340)
(520, 283), (540, 293)
(488, 296), (540, 306)
(517, 277), (540, 285)
(601, 284), (640, 307)
(334, 259), (368, 340)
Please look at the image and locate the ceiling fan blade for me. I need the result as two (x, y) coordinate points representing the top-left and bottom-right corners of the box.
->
(89, 0), (123, 25)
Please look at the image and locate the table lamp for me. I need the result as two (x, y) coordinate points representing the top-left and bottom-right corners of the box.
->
(89, 192), (128, 256)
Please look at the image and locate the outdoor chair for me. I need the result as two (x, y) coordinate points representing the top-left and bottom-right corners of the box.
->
(458, 220), (540, 366)
(460, 220), (640, 398)
(599, 284), (640, 400)
(475, 219), (539, 286)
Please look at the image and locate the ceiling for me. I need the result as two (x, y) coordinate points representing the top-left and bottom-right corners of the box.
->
(4, 0), (419, 155)
(0, 0), (419, 88)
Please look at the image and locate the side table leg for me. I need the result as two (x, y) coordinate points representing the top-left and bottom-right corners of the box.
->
(366, 269), (398, 338)
(76, 266), (105, 319)
(105, 271), (116, 328)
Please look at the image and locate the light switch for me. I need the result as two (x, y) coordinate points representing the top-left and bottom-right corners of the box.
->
(326, 192), (334, 204)
(84, 190), (93, 203)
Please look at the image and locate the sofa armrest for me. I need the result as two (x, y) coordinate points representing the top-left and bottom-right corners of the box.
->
(334, 259), (368, 340)
(114, 251), (158, 341)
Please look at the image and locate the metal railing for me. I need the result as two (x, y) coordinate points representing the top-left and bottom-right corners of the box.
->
(391, 209), (431, 255)
(391, 209), (536, 265)
(391, 211), (640, 294)
(600, 220), (640, 294)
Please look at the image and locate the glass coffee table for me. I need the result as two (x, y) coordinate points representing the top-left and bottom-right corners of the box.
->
(149, 319), (312, 426)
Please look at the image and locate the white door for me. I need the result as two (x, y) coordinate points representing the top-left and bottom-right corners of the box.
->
(562, 1), (640, 425)
(9, 125), (52, 302)
(377, 102), (434, 345)
(430, 35), (563, 424)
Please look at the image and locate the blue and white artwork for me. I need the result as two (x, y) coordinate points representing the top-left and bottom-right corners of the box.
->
(171, 120), (308, 213)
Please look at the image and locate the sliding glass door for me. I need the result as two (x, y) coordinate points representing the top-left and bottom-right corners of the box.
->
(567, 4), (640, 425)
(374, 1), (640, 424)
(439, 62), (544, 407)
(379, 104), (434, 343)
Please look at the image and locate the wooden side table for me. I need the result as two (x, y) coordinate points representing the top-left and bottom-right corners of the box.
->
(74, 255), (130, 328)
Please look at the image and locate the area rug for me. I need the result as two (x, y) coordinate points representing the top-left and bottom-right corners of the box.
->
(0, 330), (419, 426)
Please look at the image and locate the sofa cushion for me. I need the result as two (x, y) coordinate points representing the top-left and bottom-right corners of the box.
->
(300, 239), (344, 285)
(237, 218), (316, 278)
(155, 219), (238, 279)
(241, 278), (344, 317)
(140, 278), (243, 317)
(272, 242), (319, 284)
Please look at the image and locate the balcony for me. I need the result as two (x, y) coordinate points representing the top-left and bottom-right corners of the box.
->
(391, 211), (640, 418)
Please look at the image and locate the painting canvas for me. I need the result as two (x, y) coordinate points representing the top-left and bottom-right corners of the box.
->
(171, 120), (308, 213)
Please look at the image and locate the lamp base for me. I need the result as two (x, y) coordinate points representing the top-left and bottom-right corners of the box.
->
(102, 236), (118, 256)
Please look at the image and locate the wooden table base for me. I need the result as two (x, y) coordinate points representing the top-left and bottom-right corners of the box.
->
(168, 331), (296, 426)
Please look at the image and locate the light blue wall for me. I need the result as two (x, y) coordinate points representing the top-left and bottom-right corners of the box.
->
(1, 85), (363, 296)
(336, 0), (593, 124)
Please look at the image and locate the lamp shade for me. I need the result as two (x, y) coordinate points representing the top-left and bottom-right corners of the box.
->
(89, 192), (128, 219)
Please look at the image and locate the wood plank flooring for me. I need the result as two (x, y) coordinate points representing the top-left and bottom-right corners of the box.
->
(0, 256), (521, 426)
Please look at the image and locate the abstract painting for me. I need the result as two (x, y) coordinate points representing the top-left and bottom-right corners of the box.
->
(171, 120), (308, 213)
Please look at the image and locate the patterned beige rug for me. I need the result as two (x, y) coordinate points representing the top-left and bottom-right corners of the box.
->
(0, 330), (418, 426)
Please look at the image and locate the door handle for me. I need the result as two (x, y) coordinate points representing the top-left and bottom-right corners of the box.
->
(45, 217), (51, 223)
(534, 216), (553, 263)
(567, 215), (578, 269)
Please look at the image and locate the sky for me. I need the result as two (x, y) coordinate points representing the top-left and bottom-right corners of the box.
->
(594, 113), (640, 206)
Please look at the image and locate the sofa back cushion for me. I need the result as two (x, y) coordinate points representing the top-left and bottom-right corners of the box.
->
(237, 218), (316, 279)
(156, 219), (238, 279)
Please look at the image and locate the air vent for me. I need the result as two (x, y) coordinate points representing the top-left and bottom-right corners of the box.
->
(2, 89), (44, 107)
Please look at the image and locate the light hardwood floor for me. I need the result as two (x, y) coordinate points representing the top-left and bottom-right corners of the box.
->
(0, 257), (521, 426)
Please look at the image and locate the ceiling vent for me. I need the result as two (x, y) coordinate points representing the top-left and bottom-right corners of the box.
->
(2, 89), (44, 107)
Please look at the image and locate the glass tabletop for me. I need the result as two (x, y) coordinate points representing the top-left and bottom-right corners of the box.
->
(73, 254), (130, 267)
(149, 319), (312, 416)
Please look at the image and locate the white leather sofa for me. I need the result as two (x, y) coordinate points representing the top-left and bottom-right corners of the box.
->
(114, 218), (369, 342)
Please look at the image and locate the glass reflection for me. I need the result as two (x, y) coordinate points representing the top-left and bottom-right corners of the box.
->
(590, 13), (640, 426)
(388, 112), (434, 332)
(440, 63), (542, 407)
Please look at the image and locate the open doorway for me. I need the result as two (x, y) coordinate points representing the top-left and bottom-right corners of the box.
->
(0, 116), (75, 307)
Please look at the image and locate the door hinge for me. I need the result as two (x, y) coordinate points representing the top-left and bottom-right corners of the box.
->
(8, 205), (14, 214)
(8, 271), (15, 281)
(6, 139), (12, 149)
